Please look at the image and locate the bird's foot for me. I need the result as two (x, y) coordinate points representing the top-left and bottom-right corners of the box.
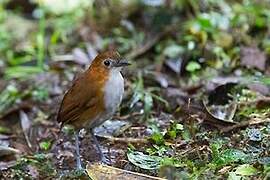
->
(61, 168), (88, 179)
(100, 155), (109, 164)
(76, 158), (83, 170)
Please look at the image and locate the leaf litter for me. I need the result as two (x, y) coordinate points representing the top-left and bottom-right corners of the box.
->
(1, 0), (270, 179)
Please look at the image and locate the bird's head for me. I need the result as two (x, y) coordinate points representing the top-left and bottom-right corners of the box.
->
(90, 51), (130, 73)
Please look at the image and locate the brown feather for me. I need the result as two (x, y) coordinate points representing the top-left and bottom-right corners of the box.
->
(57, 51), (118, 130)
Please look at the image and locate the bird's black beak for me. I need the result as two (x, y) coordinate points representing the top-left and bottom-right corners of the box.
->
(114, 59), (131, 67)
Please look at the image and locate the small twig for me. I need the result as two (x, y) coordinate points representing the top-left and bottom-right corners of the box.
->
(126, 25), (176, 59)
(51, 54), (74, 62)
(19, 111), (33, 150)
(101, 135), (148, 144)
(0, 145), (20, 156)
(114, 112), (142, 120)
(0, 102), (32, 119)
(221, 118), (270, 133)
(0, 134), (17, 140)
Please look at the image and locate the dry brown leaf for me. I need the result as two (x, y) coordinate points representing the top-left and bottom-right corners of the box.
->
(86, 163), (166, 180)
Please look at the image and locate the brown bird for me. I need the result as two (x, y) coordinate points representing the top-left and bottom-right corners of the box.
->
(57, 51), (130, 169)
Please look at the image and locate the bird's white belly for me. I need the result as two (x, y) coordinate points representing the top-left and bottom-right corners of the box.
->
(104, 70), (124, 117)
(89, 70), (124, 129)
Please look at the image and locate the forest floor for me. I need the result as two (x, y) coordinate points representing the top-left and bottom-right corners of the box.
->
(1, 0), (270, 179)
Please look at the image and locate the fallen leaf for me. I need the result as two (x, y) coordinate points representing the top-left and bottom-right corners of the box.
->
(94, 119), (132, 137)
(154, 73), (169, 88)
(247, 83), (270, 95)
(72, 48), (90, 65)
(207, 76), (242, 92)
(127, 151), (162, 170)
(163, 44), (184, 59)
(258, 157), (270, 165)
(240, 46), (266, 71)
(86, 162), (165, 180)
(165, 58), (182, 74)
(207, 83), (237, 105)
(203, 83), (238, 123)
(20, 111), (32, 149)
(234, 164), (257, 176)
(247, 128), (262, 142)
(203, 100), (237, 123)
(227, 172), (242, 180)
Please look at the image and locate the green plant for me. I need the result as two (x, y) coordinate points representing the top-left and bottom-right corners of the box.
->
(130, 72), (169, 120)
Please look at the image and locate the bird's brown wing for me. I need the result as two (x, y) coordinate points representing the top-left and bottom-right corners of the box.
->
(57, 74), (98, 127)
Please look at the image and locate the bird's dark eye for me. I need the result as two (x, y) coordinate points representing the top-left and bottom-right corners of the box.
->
(103, 60), (111, 67)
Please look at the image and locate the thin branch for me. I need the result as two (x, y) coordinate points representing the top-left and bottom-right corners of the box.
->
(126, 25), (177, 59)
(101, 135), (148, 144)
(221, 118), (270, 133)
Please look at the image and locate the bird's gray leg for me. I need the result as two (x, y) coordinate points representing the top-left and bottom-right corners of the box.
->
(91, 129), (106, 163)
(74, 131), (83, 169)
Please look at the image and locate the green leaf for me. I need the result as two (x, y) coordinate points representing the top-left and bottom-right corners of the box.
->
(127, 151), (162, 170)
(130, 72), (144, 108)
(5, 66), (42, 79)
(160, 157), (183, 167)
(150, 132), (164, 145)
(227, 172), (242, 180)
(0, 84), (20, 114)
(181, 128), (191, 141)
(221, 149), (249, 163)
(163, 44), (184, 58)
(167, 123), (183, 139)
(210, 142), (222, 161)
(186, 61), (201, 72)
(234, 164), (258, 176)
(146, 145), (168, 156)
(175, 123), (184, 131)
(212, 147), (249, 166)
(167, 130), (177, 139)
(0, 126), (11, 134)
(34, 153), (46, 161)
(144, 92), (153, 117)
(197, 16), (212, 30)
(39, 140), (52, 151)
(258, 76), (270, 85)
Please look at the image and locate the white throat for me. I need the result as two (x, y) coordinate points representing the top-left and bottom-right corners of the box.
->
(104, 69), (124, 115)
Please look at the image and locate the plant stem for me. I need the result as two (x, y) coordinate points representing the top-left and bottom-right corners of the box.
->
(37, 7), (45, 69)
